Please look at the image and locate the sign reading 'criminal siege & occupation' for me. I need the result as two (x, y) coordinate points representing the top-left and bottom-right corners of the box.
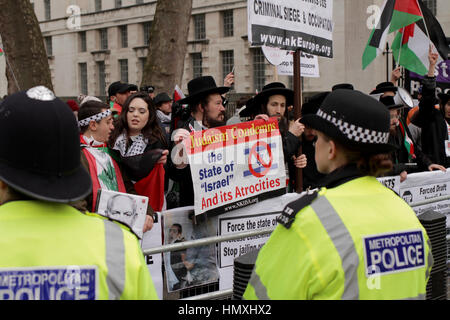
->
(248, 0), (334, 58)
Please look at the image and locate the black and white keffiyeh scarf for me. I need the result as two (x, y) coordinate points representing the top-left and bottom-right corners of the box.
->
(113, 132), (149, 157)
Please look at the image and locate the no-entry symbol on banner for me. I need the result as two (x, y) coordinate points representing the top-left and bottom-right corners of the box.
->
(247, 141), (274, 178)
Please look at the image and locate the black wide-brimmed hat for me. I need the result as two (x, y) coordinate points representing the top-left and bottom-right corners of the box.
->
(177, 76), (229, 105)
(378, 95), (405, 110)
(332, 83), (354, 91)
(240, 82), (294, 117)
(370, 82), (398, 95)
(0, 86), (92, 202)
(301, 89), (396, 154)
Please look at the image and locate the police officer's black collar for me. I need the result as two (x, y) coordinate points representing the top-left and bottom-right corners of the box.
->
(320, 163), (363, 189)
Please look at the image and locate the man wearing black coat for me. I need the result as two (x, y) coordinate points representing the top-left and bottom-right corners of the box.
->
(168, 76), (230, 207)
(240, 82), (306, 192)
(411, 49), (450, 168)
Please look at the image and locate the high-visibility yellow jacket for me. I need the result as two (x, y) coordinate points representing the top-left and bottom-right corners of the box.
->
(0, 201), (158, 300)
(244, 176), (433, 300)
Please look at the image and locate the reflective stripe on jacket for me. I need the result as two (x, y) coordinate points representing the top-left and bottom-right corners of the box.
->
(0, 201), (158, 300)
(244, 176), (433, 300)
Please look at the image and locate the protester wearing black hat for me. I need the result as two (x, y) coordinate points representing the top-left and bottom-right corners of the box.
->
(168, 75), (230, 207)
(241, 82), (306, 191)
(244, 89), (432, 300)
(407, 48), (450, 168)
(154, 92), (173, 143)
(378, 95), (445, 181)
(108, 81), (137, 115)
(0, 86), (158, 300)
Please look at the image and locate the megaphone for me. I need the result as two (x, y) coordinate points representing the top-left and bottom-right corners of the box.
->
(394, 87), (414, 109)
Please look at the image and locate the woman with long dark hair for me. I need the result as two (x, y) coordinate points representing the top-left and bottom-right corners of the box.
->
(109, 92), (169, 212)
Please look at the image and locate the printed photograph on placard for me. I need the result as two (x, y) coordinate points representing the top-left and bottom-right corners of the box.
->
(162, 208), (219, 292)
(95, 189), (148, 239)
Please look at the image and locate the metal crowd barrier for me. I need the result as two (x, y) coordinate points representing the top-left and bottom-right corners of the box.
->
(145, 194), (450, 300)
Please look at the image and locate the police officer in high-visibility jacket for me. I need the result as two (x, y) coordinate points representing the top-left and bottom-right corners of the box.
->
(244, 89), (433, 300)
(0, 87), (158, 300)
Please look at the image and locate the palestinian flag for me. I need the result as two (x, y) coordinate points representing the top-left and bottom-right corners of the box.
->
(399, 120), (416, 161)
(392, 0), (449, 75)
(362, 0), (423, 69)
(0, 48), (3, 56)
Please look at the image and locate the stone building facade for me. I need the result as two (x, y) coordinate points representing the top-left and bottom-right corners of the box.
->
(0, 0), (448, 99)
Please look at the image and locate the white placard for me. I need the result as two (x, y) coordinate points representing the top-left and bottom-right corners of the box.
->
(248, 0), (334, 57)
(141, 212), (163, 299)
(276, 51), (320, 77)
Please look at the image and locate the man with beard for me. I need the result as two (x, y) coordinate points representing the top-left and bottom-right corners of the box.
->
(240, 82), (306, 191)
(168, 76), (230, 206)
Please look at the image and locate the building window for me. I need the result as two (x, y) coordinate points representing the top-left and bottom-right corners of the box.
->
(44, 36), (53, 56)
(119, 59), (128, 83)
(99, 28), (108, 50)
(422, 0), (436, 15)
(136, 0), (144, 4)
(222, 10), (233, 37)
(79, 63), (88, 95)
(79, 31), (87, 52)
(120, 25), (128, 48)
(143, 21), (152, 46)
(95, 0), (102, 12)
(192, 53), (202, 78)
(194, 14), (206, 40)
(44, 0), (51, 20)
(115, 0), (122, 8)
(253, 48), (265, 92)
(97, 61), (106, 96)
(221, 50), (234, 84)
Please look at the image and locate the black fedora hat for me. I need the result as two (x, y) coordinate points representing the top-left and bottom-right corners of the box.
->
(240, 82), (293, 117)
(370, 82), (398, 95)
(301, 89), (396, 154)
(178, 76), (229, 105)
(0, 86), (92, 202)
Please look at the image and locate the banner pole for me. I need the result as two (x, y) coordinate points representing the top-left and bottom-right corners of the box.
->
(293, 49), (303, 193)
(396, 29), (404, 68)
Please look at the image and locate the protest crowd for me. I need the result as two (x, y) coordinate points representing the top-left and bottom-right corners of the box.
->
(0, 1), (449, 302)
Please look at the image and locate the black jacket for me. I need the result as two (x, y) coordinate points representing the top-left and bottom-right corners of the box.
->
(412, 76), (450, 167)
(302, 136), (326, 190)
(167, 117), (197, 207)
(282, 131), (302, 191)
(387, 120), (432, 176)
